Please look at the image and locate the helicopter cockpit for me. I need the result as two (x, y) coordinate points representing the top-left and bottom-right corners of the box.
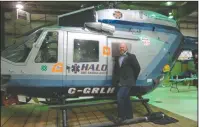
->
(1, 29), (43, 63)
(1, 29), (59, 64)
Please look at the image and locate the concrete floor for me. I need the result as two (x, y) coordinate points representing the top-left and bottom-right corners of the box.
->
(143, 84), (198, 121)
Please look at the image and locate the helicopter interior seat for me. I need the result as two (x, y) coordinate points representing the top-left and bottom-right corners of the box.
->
(18, 45), (31, 62)
(35, 32), (58, 63)
(45, 42), (57, 62)
(40, 43), (57, 63)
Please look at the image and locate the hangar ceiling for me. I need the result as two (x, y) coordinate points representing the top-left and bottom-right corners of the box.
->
(1, 1), (198, 23)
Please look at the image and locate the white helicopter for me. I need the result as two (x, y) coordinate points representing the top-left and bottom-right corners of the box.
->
(1, 7), (197, 105)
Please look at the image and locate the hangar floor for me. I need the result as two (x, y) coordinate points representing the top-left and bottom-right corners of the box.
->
(1, 101), (197, 127)
(144, 84), (197, 121)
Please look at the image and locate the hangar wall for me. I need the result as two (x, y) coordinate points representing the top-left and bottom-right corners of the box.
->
(3, 11), (198, 48)
(4, 11), (57, 47)
(179, 22), (198, 37)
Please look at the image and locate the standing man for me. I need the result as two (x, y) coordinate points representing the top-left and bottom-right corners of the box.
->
(112, 43), (141, 123)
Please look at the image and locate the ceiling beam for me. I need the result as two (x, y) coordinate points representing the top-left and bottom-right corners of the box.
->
(179, 17), (198, 21)
(123, 2), (179, 9)
(3, 7), (74, 15)
(176, 2), (198, 20)
(179, 20), (198, 24)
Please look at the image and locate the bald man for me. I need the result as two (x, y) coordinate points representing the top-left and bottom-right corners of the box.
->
(112, 43), (141, 123)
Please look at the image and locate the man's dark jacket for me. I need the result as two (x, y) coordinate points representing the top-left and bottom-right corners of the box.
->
(112, 52), (141, 87)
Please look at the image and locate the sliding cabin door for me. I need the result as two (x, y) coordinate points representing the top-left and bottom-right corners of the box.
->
(64, 32), (110, 96)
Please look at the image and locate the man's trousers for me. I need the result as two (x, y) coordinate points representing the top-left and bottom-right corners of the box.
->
(117, 86), (133, 119)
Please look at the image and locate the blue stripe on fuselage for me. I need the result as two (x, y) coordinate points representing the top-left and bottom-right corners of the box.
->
(7, 75), (149, 87)
(98, 19), (179, 33)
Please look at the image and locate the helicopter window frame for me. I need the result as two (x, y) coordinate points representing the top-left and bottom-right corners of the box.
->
(34, 31), (59, 63)
(1, 29), (43, 64)
(73, 39), (99, 63)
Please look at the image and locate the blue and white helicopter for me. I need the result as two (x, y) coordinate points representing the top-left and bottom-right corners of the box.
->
(1, 7), (197, 105)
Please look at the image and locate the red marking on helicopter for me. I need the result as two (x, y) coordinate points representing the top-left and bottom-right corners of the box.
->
(113, 11), (123, 19)
(142, 37), (151, 46)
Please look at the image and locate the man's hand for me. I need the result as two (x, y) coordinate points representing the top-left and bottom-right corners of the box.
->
(118, 83), (122, 86)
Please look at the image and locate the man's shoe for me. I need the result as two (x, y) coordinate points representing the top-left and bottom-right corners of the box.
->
(115, 117), (126, 124)
(107, 115), (126, 124)
(126, 116), (133, 120)
(107, 114), (117, 122)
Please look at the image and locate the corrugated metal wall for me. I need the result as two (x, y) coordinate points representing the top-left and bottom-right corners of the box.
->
(179, 22), (198, 37)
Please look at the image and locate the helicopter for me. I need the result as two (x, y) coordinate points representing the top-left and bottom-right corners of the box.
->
(1, 8), (197, 105)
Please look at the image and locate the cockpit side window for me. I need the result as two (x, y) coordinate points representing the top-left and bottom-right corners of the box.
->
(1, 29), (43, 63)
(73, 39), (99, 62)
(35, 31), (58, 63)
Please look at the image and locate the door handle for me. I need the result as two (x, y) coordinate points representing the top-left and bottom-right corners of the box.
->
(9, 70), (14, 73)
(66, 66), (70, 73)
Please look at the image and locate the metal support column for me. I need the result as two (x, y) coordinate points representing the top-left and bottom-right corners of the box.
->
(62, 98), (68, 127)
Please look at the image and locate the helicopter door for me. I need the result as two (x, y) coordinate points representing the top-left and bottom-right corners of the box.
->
(64, 32), (108, 90)
(27, 30), (64, 90)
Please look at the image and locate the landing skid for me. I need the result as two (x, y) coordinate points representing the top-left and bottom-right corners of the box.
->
(49, 96), (165, 127)
(137, 96), (153, 115)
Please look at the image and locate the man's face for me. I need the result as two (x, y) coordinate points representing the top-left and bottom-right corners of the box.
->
(119, 43), (127, 55)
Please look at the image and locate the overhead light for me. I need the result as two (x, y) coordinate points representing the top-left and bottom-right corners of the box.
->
(16, 2), (24, 10)
(168, 15), (173, 19)
(80, 4), (85, 8)
(166, 2), (173, 6)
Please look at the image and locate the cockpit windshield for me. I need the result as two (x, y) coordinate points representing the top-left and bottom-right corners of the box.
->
(1, 29), (43, 63)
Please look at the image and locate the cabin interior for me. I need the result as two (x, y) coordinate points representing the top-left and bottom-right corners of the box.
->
(1, 1), (198, 127)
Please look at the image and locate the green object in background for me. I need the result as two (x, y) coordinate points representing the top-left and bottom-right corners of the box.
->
(161, 62), (180, 84)
(162, 60), (197, 85)
(41, 65), (47, 71)
(171, 61), (182, 76)
(188, 61), (195, 71)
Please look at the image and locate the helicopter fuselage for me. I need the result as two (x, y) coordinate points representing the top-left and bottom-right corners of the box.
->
(1, 9), (186, 99)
